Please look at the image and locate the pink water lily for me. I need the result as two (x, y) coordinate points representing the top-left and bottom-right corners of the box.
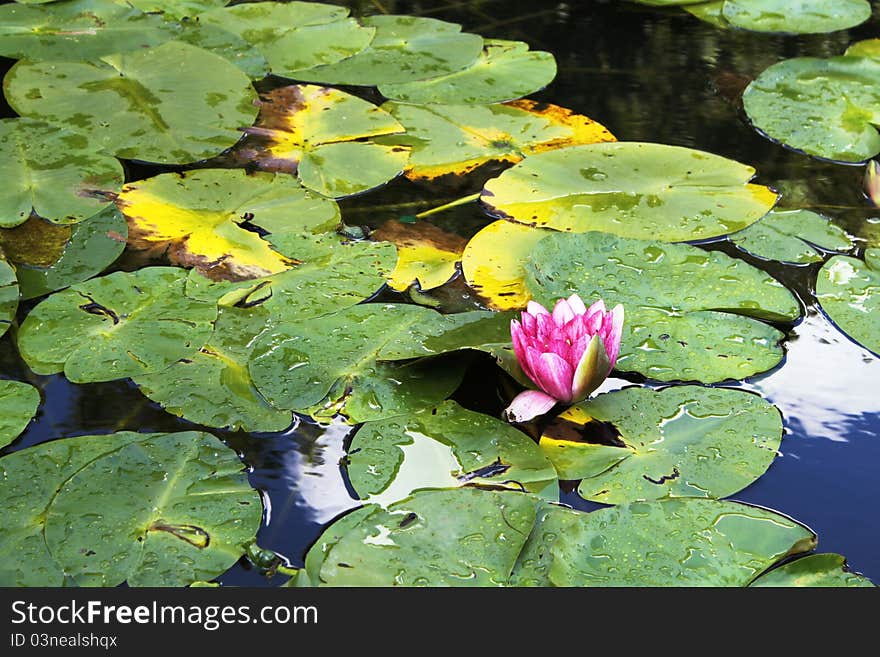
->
(865, 160), (880, 206)
(505, 294), (624, 423)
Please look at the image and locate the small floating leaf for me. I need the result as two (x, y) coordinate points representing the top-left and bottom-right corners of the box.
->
(5, 40), (258, 164)
(845, 39), (880, 60)
(540, 385), (783, 503)
(525, 231), (800, 382)
(292, 15), (483, 86)
(749, 554), (875, 587)
(381, 100), (615, 180)
(743, 55), (880, 163)
(721, 0), (871, 34)
(372, 220), (465, 292)
(379, 39), (556, 105)
(0, 381), (40, 450)
(0, 118), (123, 228)
(18, 266), (217, 382)
(481, 142), (778, 241)
(816, 249), (880, 355)
(730, 209), (852, 264)
(510, 498), (816, 586)
(239, 85), (408, 198)
(348, 400), (558, 504)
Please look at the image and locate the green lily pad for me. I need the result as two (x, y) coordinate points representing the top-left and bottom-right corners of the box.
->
(347, 400), (558, 504)
(308, 488), (537, 586)
(0, 118), (124, 228)
(730, 209), (853, 264)
(5, 40), (258, 165)
(0, 0), (177, 60)
(749, 554), (875, 587)
(743, 55), (880, 163)
(125, 0), (229, 18)
(117, 169), (340, 281)
(0, 380), (40, 450)
(173, 18), (269, 79)
(722, 0), (871, 34)
(817, 249), (880, 355)
(539, 385), (782, 503)
(510, 498), (816, 586)
(292, 15), (483, 86)
(199, 2), (374, 79)
(17, 266), (218, 382)
(239, 85), (408, 198)
(481, 142), (778, 241)
(630, 0), (710, 5)
(380, 100), (615, 180)
(379, 39), (556, 105)
(9, 206), (128, 300)
(0, 257), (18, 339)
(683, 2), (729, 28)
(133, 306), (292, 433)
(525, 231), (800, 382)
(0, 430), (261, 586)
(846, 39), (880, 61)
(248, 304), (467, 423)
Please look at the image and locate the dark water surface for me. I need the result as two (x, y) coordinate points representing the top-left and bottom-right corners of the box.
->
(2, 0), (879, 585)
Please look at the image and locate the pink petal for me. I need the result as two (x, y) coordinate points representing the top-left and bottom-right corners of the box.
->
(511, 319), (534, 381)
(504, 390), (558, 423)
(523, 345), (546, 387)
(536, 312), (558, 345)
(552, 298), (575, 324)
(521, 310), (538, 337)
(532, 352), (574, 401)
(527, 300), (550, 316)
(586, 299), (607, 318)
(605, 304), (624, 367)
(571, 334), (612, 400)
(567, 293), (587, 315)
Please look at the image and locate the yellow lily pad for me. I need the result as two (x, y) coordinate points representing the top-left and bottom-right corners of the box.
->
(372, 220), (466, 292)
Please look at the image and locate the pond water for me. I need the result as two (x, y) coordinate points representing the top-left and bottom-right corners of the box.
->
(1, 0), (878, 585)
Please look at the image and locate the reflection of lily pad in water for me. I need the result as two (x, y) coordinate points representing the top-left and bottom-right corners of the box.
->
(347, 400), (558, 504)
(730, 209), (852, 264)
(525, 231), (800, 382)
(0, 431), (261, 586)
(540, 385), (783, 503)
(817, 249), (880, 355)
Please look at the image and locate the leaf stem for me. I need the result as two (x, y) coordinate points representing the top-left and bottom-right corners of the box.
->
(414, 192), (481, 220)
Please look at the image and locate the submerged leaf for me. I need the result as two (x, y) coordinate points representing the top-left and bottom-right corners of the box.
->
(0, 380), (40, 450)
(817, 249), (880, 355)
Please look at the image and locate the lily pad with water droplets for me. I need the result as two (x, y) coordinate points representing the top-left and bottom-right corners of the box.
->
(539, 385), (782, 503)
(133, 306), (293, 433)
(379, 39), (556, 105)
(743, 55), (880, 163)
(5, 40), (258, 165)
(749, 553), (875, 587)
(0, 118), (124, 228)
(481, 142), (778, 241)
(307, 488), (538, 586)
(0, 380), (40, 450)
(347, 401), (558, 504)
(239, 85), (408, 198)
(730, 209), (853, 264)
(292, 15), (483, 86)
(816, 249), (880, 355)
(0, 431), (260, 586)
(380, 100), (615, 180)
(525, 231), (800, 382)
(721, 0), (871, 34)
(510, 498), (816, 586)
(17, 266), (217, 382)
(0, 257), (18, 339)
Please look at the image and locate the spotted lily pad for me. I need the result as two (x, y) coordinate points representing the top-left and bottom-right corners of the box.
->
(380, 100), (616, 180)
(539, 385), (782, 503)
(721, 0), (871, 34)
(0, 0), (177, 60)
(347, 401), (558, 504)
(17, 266), (218, 382)
(173, 18), (269, 79)
(125, 0), (230, 18)
(379, 39), (556, 105)
(0, 258), (19, 339)
(372, 220), (465, 292)
(239, 85), (408, 198)
(117, 169), (340, 281)
(730, 209), (852, 264)
(199, 2), (374, 79)
(133, 307), (292, 433)
(525, 231), (800, 382)
(5, 40), (258, 164)
(510, 498), (816, 586)
(305, 488), (537, 586)
(816, 249), (880, 355)
(0, 431), (261, 586)
(749, 554), (875, 587)
(481, 142), (778, 241)
(743, 55), (880, 163)
(292, 15), (483, 86)
(0, 380), (40, 450)
(5, 206), (128, 300)
(249, 304), (467, 423)
(0, 118), (124, 228)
